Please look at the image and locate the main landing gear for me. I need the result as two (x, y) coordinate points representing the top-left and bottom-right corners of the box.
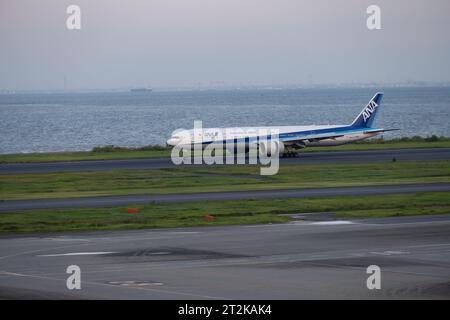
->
(281, 151), (299, 158)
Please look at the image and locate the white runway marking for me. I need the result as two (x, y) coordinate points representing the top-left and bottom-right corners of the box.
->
(0, 270), (27, 277)
(370, 250), (409, 256)
(43, 238), (89, 242)
(310, 221), (354, 225)
(167, 231), (200, 234)
(38, 252), (116, 257)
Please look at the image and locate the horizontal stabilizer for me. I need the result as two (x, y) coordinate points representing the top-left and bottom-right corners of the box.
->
(363, 128), (400, 134)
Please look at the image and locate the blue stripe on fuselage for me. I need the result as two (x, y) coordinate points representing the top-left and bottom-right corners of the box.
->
(199, 125), (376, 145)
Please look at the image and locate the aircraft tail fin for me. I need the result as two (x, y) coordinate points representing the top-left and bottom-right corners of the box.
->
(351, 92), (383, 128)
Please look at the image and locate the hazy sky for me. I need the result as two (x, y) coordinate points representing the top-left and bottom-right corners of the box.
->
(1, 0), (450, 90)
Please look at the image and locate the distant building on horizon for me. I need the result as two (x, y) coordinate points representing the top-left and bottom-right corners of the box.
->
(130, 87), (152, 93)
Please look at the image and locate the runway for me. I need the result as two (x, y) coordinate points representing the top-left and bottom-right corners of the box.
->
(2, 182), (450, 213)
(1, 148), (449, 174)
(1, 214), (449, 299)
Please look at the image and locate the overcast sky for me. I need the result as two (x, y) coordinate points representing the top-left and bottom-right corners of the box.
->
(1, 0), (450, 90)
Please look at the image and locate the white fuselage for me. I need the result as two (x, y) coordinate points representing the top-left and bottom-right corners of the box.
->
(166, 92), (389, 154)
(167, 125), (379, 149)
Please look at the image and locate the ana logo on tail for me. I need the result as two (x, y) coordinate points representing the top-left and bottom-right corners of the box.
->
(362, 100), (378, 122)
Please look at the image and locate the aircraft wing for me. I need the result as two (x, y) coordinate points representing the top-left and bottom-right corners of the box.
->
(280, 132), (346, 143)
(279, 128), (400, 144)
(362, 128), (400, 134)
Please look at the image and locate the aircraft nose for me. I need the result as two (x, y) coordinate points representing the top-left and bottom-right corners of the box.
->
(166, 137), (180, 146)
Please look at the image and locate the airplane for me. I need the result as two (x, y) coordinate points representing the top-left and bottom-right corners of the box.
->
(166, 92), (398, 158)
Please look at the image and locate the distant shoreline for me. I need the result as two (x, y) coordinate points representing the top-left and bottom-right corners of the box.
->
(2, 83), (450, 95)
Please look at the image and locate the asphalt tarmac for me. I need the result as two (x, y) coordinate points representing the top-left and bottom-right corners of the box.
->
(1, 148), (449, 174)
(1, 148), (449, 299)
(0, 214), (449, 299)
(1, 182), (450, 213)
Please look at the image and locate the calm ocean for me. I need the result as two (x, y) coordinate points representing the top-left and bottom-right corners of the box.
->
(0, 87), (449, 154)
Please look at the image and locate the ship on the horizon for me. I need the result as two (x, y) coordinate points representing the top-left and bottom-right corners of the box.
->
(130, 87), (152, 93)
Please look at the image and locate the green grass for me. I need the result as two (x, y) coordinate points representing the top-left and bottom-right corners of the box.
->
(308, 139), (450, 152)
(0, 149), (170, 163)
(1, 192), (449, 234)
(1, 160), (449, 200)
(1, 136), (449, 163)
